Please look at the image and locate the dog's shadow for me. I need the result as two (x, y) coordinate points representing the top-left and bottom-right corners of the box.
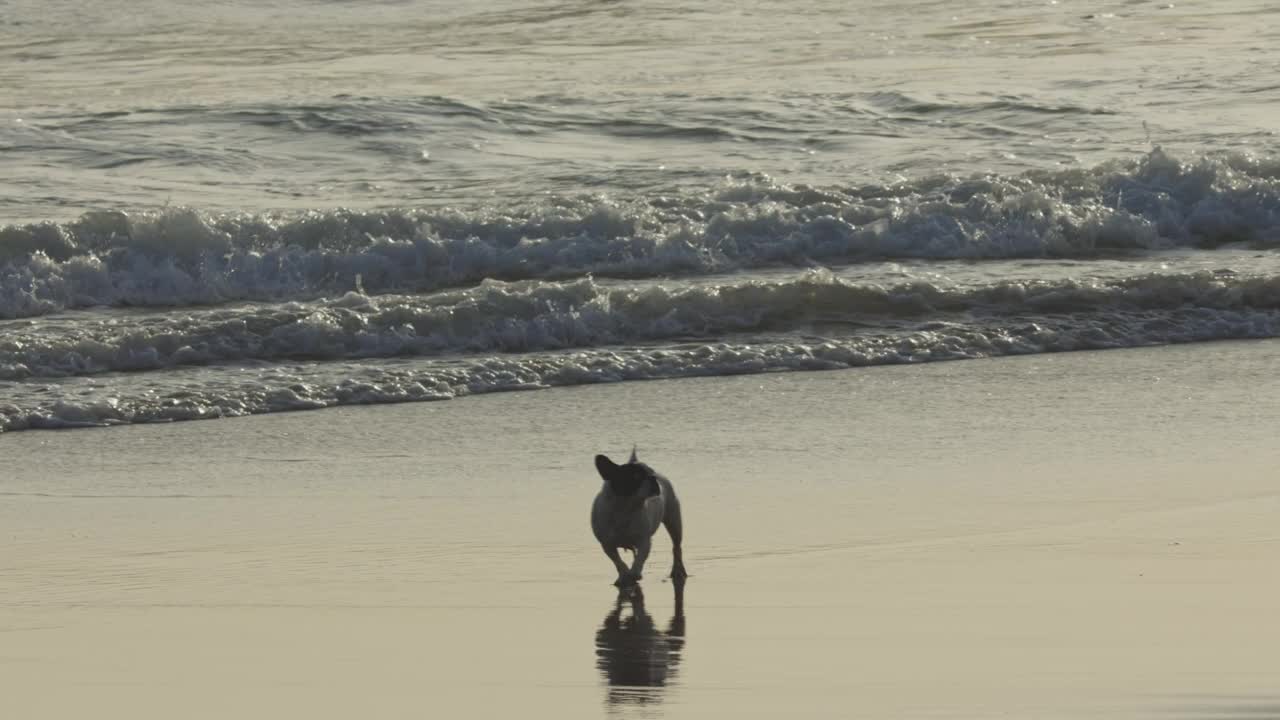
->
(594, 579), (686, 708)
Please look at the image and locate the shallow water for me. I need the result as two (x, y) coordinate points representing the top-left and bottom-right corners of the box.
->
(5, 342), (1280, 718)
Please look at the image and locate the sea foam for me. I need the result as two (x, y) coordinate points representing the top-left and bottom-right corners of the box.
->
(2, 150), (1278, 319)
(3, 268), (1279, 380)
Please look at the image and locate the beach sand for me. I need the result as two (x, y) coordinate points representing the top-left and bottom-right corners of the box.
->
(4, 340), (1280, 719)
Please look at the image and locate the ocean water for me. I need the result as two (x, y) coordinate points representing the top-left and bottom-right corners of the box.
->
(2, 0), (1278, 431)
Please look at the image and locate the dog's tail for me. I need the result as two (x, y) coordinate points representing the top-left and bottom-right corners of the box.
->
(629, 445), (638, 464)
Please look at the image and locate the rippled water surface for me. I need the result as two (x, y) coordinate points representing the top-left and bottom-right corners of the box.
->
(2, 0), (1278, 430)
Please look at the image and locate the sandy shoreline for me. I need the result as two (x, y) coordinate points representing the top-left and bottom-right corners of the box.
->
(5, 340), (1280, 718)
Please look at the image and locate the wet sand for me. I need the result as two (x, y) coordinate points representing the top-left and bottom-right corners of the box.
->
(4, 340), (1280, 719)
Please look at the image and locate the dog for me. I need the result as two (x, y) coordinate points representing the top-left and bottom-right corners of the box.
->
(591, 448), (688, 586)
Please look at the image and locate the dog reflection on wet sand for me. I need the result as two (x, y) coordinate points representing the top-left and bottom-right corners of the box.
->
(594, 580), (686, 708)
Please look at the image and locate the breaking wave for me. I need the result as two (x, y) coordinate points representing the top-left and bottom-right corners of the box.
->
(3, 149), (1279, 319)
(3, 269), (1279, 380)
(3, 302), (1277, 432)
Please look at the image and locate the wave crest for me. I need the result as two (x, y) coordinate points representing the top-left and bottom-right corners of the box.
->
(5, 269), (1280, 380)
(2, 150), (1279, 319)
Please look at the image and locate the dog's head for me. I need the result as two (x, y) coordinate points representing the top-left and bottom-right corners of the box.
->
(595, 450), (662, 499)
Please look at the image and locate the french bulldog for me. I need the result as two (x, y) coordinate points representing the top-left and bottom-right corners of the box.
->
(591, 448), (688, 586)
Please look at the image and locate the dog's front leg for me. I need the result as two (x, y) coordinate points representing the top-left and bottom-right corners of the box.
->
(602, 545), (633, 586)
(628, 536), (652, 584)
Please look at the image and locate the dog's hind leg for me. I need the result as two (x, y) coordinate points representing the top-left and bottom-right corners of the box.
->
(602, 544), (636, 587)
(662, 491), (689, 580)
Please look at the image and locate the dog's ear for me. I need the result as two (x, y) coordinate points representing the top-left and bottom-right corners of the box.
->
(644, 473), (662, 498)
(595, 454), (619, 481)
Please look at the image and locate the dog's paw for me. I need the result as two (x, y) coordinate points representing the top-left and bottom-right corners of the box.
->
(614, 572), (641, 587)
(669, 565), (688, 581)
